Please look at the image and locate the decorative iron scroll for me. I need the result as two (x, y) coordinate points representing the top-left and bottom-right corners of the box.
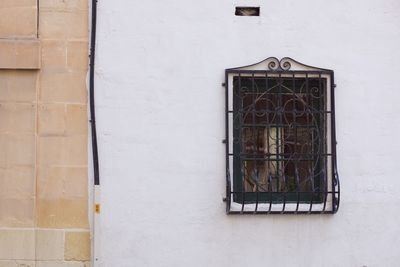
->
(266, 57), (291, 71)
(224, 57), (339, 214)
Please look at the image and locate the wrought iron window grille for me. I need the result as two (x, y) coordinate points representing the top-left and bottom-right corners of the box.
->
(224, 57), (340, 214)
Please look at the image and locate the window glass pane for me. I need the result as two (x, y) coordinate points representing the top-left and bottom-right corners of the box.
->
(233, 76), (326, 203)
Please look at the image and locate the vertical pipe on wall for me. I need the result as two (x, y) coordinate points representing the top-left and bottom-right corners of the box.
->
(89, 0), (100, 265)
(90, 1), (99, 186)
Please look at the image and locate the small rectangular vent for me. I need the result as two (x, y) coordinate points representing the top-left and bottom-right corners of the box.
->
(235, 7), (260, 16)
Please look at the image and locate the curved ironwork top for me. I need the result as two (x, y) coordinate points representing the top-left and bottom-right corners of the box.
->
(227, 57), (333, 72)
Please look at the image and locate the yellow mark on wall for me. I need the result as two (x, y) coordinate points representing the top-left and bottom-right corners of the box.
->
(95, 204), (101, 214)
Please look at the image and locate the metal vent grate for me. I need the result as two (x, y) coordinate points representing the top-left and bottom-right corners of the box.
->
(235, 7), (260, 16)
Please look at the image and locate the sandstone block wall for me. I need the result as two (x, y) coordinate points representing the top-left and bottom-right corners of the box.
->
(0, 1), (90, 266)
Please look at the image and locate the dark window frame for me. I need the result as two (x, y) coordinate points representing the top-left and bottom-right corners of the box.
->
(224, 57), (340, 214)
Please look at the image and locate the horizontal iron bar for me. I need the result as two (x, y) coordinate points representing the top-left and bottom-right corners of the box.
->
(227, 70), (332, 75)
(236, 124), (320, 128)
(227, 211), (334, 214)
(230, 191), (337, 194)
(232, 110), (332, 113)
(228, 153), (333, 157)
(236, 157), (329, 161)
(228, 110), (332, 114)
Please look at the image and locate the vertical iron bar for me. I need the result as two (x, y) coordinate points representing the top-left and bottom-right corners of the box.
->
(330, 72), (339, 212)
(252, 74), (259, 213)
(293, 73), (300, 213)
(308, 75), (321, 213)
(278, 73), (286, 213)
(266, 73), (273, 213)
(321, 73), (328, 212)
(306, 72), (310, 208)
(239, 74), (245, 213)
(225, 70), (230, 212)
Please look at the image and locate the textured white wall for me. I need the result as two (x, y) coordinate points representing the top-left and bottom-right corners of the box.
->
(94, 0), (400, 266)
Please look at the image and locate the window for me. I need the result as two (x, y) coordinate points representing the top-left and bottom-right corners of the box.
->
(224, 57), (339, 214)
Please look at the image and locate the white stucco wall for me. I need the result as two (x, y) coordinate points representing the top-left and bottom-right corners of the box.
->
(94, 1), (400, 266)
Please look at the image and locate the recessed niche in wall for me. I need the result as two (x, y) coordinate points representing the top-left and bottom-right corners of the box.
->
(235, 7), (260, 16)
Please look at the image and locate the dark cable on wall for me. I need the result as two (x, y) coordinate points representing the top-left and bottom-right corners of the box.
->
(90, 0), (100, 185)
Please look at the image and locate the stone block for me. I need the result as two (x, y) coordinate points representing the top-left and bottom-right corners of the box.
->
(0, 166), (34, 198)
(0, 40), (40, 69)
(63, 167), (88, 198)
(0, 6), (37, 38)
(41, 40), (67, 70)
(36, 261), (90, 267)
(37, 166), (64, 200)
(38, 135), (87, 166)
(39, 71), (87, 103)
(0, 229), (35, 260)
(36, 199), (88, 228)
(37, 136), (63, 166)
(0, 134), (35, 168)
(35, 229), (64, 260)
(40, 11), (88, 40)
(0, 42), (16, 68)
(38, 104), (88, 136)
(66, 104), (87, 135)
(67, 41), (88, 71)
(15, 40), (41, 69)
(64, 135), (87, 165)
(0, 103), (36, 133)
(0, 70), (38, 102)
(0, 198), (34, 227)
(0, 1), (37, 8)
(37, 166), (87, 199)
(39, 0), (88, 11)
(64, 232), (91, 261)
(0, 163), (35, 228)
(38, 103), (66, 135)
(0, 260), (35, 267)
